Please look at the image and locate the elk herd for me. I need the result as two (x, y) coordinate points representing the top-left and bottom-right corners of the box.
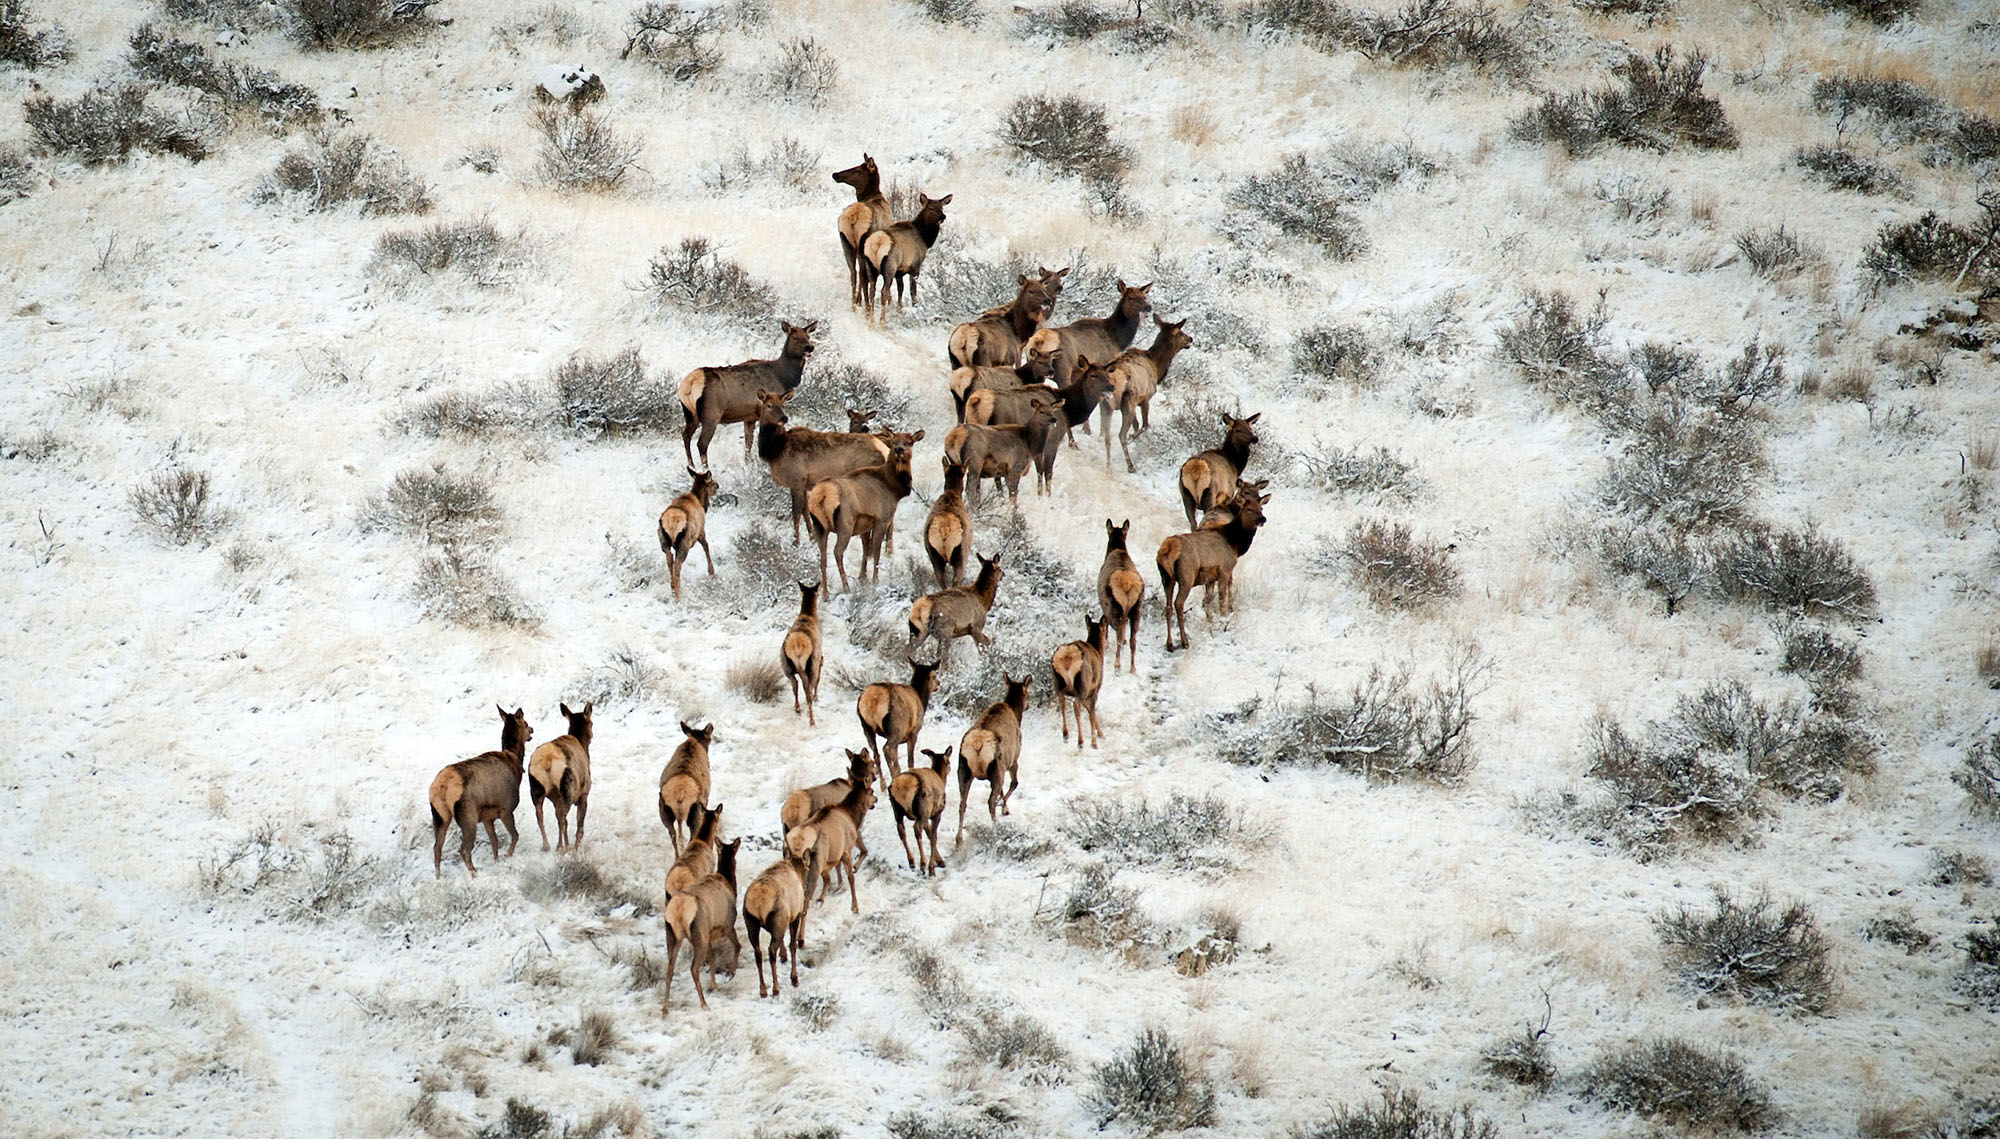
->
(424, 154), (1274, 1017)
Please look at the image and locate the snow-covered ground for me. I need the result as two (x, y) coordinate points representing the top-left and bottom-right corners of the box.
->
(2, 0), (1996, 1135)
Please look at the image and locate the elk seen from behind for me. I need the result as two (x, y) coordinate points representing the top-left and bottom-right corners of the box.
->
(662, 837), (741, 1015)
(1179, 413), (1260, 530)
(1098, 519), (1146, 673)
(833, 155), (892, 307)
(907, 552), (1004, 670)
(658, 720), (715, 855)
(666, 802), (724, 896)
(806, 433), (921, 591)
(429, 706), (533, 878)
(780, 581), (824, 726)
(862, 192), (950, 320)
(955, 675), (1031, 846)
(785, 775), (874, 915)
(657, 467), (718, 602)
(755, 388), (896, 545)
(857, 659), (940, 783)
(1052, 615), (1106, 749)
(527, 702), (593, 853)
(890, 746), (952, 876)
(923, 458), (972, 590)
(742, 845), (815, 997)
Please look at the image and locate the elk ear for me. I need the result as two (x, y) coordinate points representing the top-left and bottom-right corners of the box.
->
(936, 193), (952, 205)
(1137, 281), (1153, 293)
(1247, 412), (1261, 424)
(582, 701), (593, 717)
(780, 388), (799, 403)
(1017, 272), (1031, 286)
(497, 703), (508, 719)
(780, 320), (796, 335)
(1115, 278), (1126, 290)
(515, 707), (526, 719)
(909, 428), (925, 442)
(804, 319), (819, 332)
(560, 702), (573, 717)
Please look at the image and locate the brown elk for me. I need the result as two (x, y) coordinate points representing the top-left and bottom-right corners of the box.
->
(658, 720), (714, 855)
(907, 552), (1003, 670)
(780, 581), (824, 726)
(833, 155), (892, 307)
(1052, 615), (1106, 749)
(948, 332), (1058, 422)
(781, 748), (874, 837)
(857, 659), (940, 784)
(1098, 519), (1145, 673)
(785, 775), (874, 914)
(962, 350), (1111, 435)
(954, 674), (1030, 846)
(679, 320), (817, 469)
(742, 846), (815, 997)
(755, 388), (897, 545)
(1048, 279), (1152, 386)
(527, 702), (593, 853)
(1102, 316), (1196, 472)
(1157, 486), (1269, 652)
(666, 802), (723, 896)
(1179, 413), (1260, 530)
(662, 837), (740, 1015)
(943, 405), (1061, 507)
(923, 458), (972, 589)
(806, 433), (921, 592)
(891, 746), (952, 876)
(429, 706), (533, 878)
(948, 269), (1065, 370)
(657, 467), (718, 602)
(862, 192), (950, 320)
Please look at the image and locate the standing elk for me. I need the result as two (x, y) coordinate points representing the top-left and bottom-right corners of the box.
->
(833, 154), (892, 307)
(657, 467), (718, 602)
(1102, 316), (1196, 473)
(743, 845), (815, 997)
(948, 269), (1066, 370)
(1098, 519), (1145, 673)
(1047, 279), (1152, 387)
(955, 674), (1030, 846)
(679, 319), (817, 469)
(785, 775), (874, 914)
(658, 720), (714, 855)
(1157, 486), (1270, 652)
(662, 837), (740, 1016)
(1052, 614), (1106, 749)
(806, 433), (921, 591)
(780, 581), (824, 726)
(754, 388), (898, 546)
(907, 552), (1003, 670)
(1179, 413), (1260, 531)
(923, 458), (972, 589)
(862, 192), (950, 320)
(429, 706), (533, 878)
(781, 748), (874, 837)
(666, 802), (724, 897)
(857, 659), (940, 784)
(948, 329), (1058, 422)
(527, 702), (593, 853)
(943, 405), (1061, 507)
(891, 746), (952, 876)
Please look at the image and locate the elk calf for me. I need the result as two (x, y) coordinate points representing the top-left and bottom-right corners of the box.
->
(666, 802), (724, 896)
(1052, 615), (1106, 749)
(429, 706), (533, 878)
(663, 837), (740, 1015)
(658, 467), (718, 602)
(743, 848), (814, 997)
(780, 581), (824, 725)
(1179, 413), (1260, 531)
(1098, 520), (1145, 673)
(857, 660), (940, 784)
(907, 553), (1003, 670)
(785, 777), (874, 915)
(528, 702), (593, 853)
(923, 459), (972, 589)
(891, 747), (952, 876)
(781, 748), (874, 836)
(658, 720), (715, 854)
(1157, 487), (1269, 652)
(955, 675), (1030, 846)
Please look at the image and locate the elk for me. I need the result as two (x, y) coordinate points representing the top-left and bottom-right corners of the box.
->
(833, 154), (892, 307)
(943, 405), (1060, 507)
(755, 388), (895, 545)
(806, 433), (921, 592)
(1157, 486), (1269, 652)
(666, 802), (723, 896)
(963, 349), (1111, 434)
(954, 674), (1030, 846)
(907, 552), (1003, 670)
(662, 837), (740, 1016)
(1098, 519), (1146, 673)
(657, 467), (718, 602)
(891, 747), (952, 876)
(948, 328), (1060, 421)
(429, 706), (532, 878)
(862, 192), (950, 320)
(947, 268), (1065, 370)
(1048, 279), (1152, 386)
(857, 659), (940, 784)
(785, 775), (874, 914)
(742, 846), (815, 997)
(527, 702), (593, 853)
(780, 581), (824, 726)
(678, 319), (817, 469)
(923, 458), (972, 589)
(658, 720), (714, 855)
(1102, 316), (1196, 472)
(1179, 413), (1261, 530)
(1052, 614), (1106, 749)
(781, 748), (874, 837)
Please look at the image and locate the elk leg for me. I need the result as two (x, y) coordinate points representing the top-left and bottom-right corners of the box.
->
(692, 937), (710, 1010)
(987, 779), (1001, 822)
(663, 928), (679, 1015)
(1129, 614), (1140, 673)
(1057, 692), (1071, 742)
(741, 418), (755, 460)
(699, 533), (714, 576)
(896, 809), (917, 871)
(1088, 700), (1103, 748)
(805, 664), (819, 726)
(669, 554), (683, 602)
(790, 671), (802, 715)
(531, 787), (550, 851)
(955, 764), (973, 848)
(458, 807), (480, 876)
(749, 923), (767, 998)
(845, 854), (859, 914)
(1101, 402), (1115, 469)
(574, 799), (588, 848)
(1005, 762), (1019, 814)
(696, 418), (720, 473)
(681, 410), (699, 468)
(483, 819), (501, 859)
(554, 800), (570, 853)
(1122, 412), (1139, 474)
(787, 919), (802, 987)
(432, 816), (448, 879)
(501, 813), (520, 858)
(842, 238), (858, 306)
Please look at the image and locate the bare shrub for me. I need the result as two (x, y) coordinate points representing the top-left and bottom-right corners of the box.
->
(999, 94), (1132, 210)
(1060, 793), (1253, 870)
(0, 0), (66, 67)
(25, 85), (207, 165)
(1956, 923), (2000, 1011)
(361, 464), (502, 545)
(517, 857), (613, 904)
(1579, 1039), (1775, 1132)
(1656, 888), (1835, 1014)
(1498, 290), (1626, 411)
(402, 383), (550, 437)
(162, 0), (282, 29)
(1224, 652), (1492, 784)
(729, 520), (815, 607)
(704, 137), (821, 193)
(1341, 518), (1460, 608)
(569, 1009), (617, 1066)
(1291, 324), (1380, 388)
(1017, 0), (1117, 39)
(413, 547), (540, 628)
(1293, 1090), (1498, 1138)
(1595, 525), (1708, 615)
(786, 361), (914, 431)
(1955, 731), (2000, 818)
(200, 822), (385, 922)
(1479, 999), (1555, 1090)
(1511, 47), (1737, 155)
(1598, 396), (1762, 531)
(1580, 715), (1759, 854)
(132, 466), (227, 546)
(768, 37), (837, 105)
(256, 128), (430, 214)
(621, 2), (721, 79)
(1924, 1096), (2000, 1139)
(642, 236), (778, 321)
(536, 107), (641, 193)
(1057, 864), (1163, 952)
(912, 0), (982, 23)
(886, 1114), (1004, 1139)
(726, 658), (784, 704)
(1863, 909), (1932, 954)
(1776, 620), (1862, 711)
(960, 1011), (1068, 1080)
(1795, 145), (1900, 195)
(1862, 193), (2000, 291)
(1735, 225), (1821, 280)
(0, 143), (33, 205)
(965, 820), (1059, 862)
(372, 218), (517, 285)
(788, 990), (839, 1031)
(1296, 443), (1423, 504)
(1090, 1027), (1216, 1134)
(128, 23), (319, 126)
(1931, 848), (1994, 887)
(1576, 0), (1674, 18)
(1714, 523), (1877, 620)
(281, 0), (433, 49)
(1803, 0), (1918, 24)
(1980, 638), (2000, 689)
(1226, 145), (1433, 258)
(550, 347), (676, 436)
(1252, 0), (1526, 76)
(569, 646), (666, 708)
